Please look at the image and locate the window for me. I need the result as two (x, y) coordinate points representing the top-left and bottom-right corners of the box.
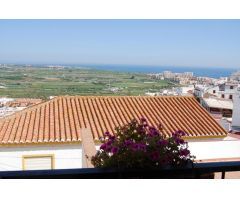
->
(213, 90), (216, 94)
(230, 86), (234, 89)
(229, 95), (233, 99)
(221, 94), (225, 98)
(22, 154), (55, 170)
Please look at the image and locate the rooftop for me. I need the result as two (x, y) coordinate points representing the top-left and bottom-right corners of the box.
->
(0, 96), (227, 146)
(203, 97), (233, 110)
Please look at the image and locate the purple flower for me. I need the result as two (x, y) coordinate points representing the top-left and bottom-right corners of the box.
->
(111, 147), (119, 154)
(104, 131), (111, 136)
(157, 139), (168, 146)
(131, 143), (138, 151)
(148, 127), (159, 137)
(140, 117), (147, 122)
(172, 132), (179, 138)
(140, 117), (148, 127)
(173, 130), (186, 137)
(105, 145), (112, 152)
(180, 149), (190, 157)
(138, 143), (147, 151)
(177, 130), (186, 136)
(130, 143), (147, 152)
(124, 139), (133, 146)
(174, 137), (185, 145)
(100, 143), (107, 150)
(101, 141), (113, 152)
(149, 126), (156, 130)
(109, 135), (116, 141)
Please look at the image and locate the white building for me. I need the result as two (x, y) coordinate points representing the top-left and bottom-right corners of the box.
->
(194, 84), (208, 98)
(231, 88), (240, 132)
(0, 96), (239, 171)
(176, 85), (194, 96)
(0, 144), (83, 171)
(194, 82), (240, 104)
(217, 83), (239, 100)
(163, 71), (175, 79)
(201, 97), (233, 117)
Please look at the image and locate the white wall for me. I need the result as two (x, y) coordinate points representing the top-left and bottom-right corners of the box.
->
(232, 91), (240, 128)
(0, 144), (82, 171)
(97, 139), (240, 161)
(1, 139), (240, 171)
(188, 138), (240, 160)
(206, 86), (219, 95)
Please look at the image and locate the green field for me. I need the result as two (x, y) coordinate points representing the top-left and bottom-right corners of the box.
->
(0, 66), (177, 99)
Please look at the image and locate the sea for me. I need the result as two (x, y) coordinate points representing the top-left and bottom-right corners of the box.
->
(81, 64), (240, 79)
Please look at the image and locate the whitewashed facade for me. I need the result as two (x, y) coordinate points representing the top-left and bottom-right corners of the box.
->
(0, 144), (82, 171)
(1, 137), (240, 171)
(188, 137), (240, 160)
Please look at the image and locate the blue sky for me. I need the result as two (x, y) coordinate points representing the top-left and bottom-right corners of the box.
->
(0, 20), (240, 68)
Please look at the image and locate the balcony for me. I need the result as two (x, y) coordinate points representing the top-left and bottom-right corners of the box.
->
(0, 161), (239, 178)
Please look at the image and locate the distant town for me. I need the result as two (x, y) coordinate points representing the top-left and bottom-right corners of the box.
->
(147, 70), (240, 133)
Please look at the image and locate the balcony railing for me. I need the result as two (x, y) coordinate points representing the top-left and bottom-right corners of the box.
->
(0, 161), (240, 178)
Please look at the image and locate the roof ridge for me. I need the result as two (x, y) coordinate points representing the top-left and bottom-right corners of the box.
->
(57, 95), (195, 99)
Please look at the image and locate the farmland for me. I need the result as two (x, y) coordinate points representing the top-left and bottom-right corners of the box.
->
(0, 65), (176, 99)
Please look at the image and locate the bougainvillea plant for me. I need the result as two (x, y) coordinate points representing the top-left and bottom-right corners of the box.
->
(91, 118), (195, 169)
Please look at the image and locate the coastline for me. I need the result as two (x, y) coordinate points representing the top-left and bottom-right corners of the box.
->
(83, 65), (239, 79)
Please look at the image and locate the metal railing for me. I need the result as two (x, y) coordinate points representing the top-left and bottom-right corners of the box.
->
(0, 161), (240, 179)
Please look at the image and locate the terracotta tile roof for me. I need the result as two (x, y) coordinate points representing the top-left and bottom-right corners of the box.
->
(0, 96), (227, 145)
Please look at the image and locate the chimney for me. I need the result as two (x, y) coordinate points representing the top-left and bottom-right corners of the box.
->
(232, 87), (240, 131)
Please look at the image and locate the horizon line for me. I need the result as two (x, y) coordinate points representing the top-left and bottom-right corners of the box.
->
(0, 62), (239, 69)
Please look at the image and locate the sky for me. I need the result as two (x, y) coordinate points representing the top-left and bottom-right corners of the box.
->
(0, 20), (240, 68)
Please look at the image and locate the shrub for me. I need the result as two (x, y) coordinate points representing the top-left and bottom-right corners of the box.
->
(91, 118), (195, 169)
